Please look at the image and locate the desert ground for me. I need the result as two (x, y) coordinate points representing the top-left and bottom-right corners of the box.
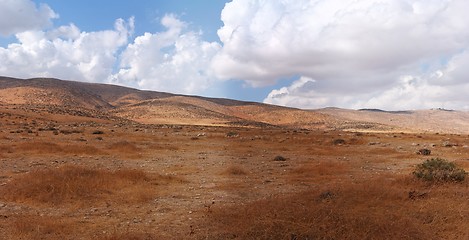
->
(1, 77), (469, 239)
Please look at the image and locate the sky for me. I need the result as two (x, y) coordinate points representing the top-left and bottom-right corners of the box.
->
(1, 0), (469, 110)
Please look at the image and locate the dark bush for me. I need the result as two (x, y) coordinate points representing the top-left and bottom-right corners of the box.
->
(333, 139), (346, 145)
(413, 158), (466, 182)
(92, 130), (104, 135)
(417, 149), (431, 156)
(273, 155), (287, 161)
(226, 131), (238, 137)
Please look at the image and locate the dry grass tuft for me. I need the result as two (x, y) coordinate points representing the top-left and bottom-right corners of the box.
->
(59, 129), (83, 135)
(8, 215), (74, 240)
(289, 160), (350, 182)
(107, 141), (141, 155)
(199, 175), (469, 239)
(224, 165), (248, 175)
(17, 142), (62, 154)
(101, 232), (157, 240)
(16, 141), (104, 155)
(0, 165), (174, 206)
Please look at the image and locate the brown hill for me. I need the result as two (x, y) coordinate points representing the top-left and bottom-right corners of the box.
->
(316, 107), (469, 134)
(2, 76), (468, 133)
(0, 77), (174, 109)
(0, 76), (331, 129)
(112, 95), (331, 127)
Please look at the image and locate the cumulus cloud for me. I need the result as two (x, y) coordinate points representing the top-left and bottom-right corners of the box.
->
(0, 11), (220, 95)
(214, 0), (469, 110)
(0, 18), (134, 82)
(2, 0), (469, 110)
(0, 0), (58, 36)
(110, 14), (221, 94)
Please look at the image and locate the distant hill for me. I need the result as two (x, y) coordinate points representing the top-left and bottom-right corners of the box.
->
(0, 76), (331, 129)
(0, 77), (174, 109)
(2, 76), (468, 133)
(317, 107), (469, 134)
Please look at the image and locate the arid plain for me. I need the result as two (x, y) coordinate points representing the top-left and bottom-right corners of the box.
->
(2, 77), (469, 239)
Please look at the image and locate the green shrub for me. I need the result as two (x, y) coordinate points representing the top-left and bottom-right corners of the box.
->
(413, 158), (466, 182)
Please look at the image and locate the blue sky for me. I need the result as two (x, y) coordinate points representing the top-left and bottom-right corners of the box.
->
(40, 0), (227, 41)
(1, 0), (469, 110)
(1, 0), (289, 103)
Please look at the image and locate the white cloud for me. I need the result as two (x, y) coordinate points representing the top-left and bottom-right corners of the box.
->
(110, 14), (221, 94)
(0, 18), (134, 82)
(0, 11), (221, 96)
(215, 0), (469, 110)
(0, 0), (58, 36)
(2, 0), (469, 110)
(264, 76), (354, 109)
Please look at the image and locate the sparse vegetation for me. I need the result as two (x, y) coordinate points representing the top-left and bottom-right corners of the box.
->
(226, 131), (238, 137)
(4, 77), (469, 238)
(92, 130), (104, 134)
(59, 129), (83, 135)
(417, 148), (431, 155)
(333, 138), (346, 145)
(0, 165), (161, 205)
(107, 141), (140, 155)
(413, 158), (467, 182)
(200, 177), (437, 239)
(16, 141), (104, 155)
(224, 165), (248, 175)
(10, 215), (74, 240)
(273, 155), (286, 161)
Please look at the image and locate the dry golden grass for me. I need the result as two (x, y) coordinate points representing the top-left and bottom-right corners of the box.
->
(224, 165), (248, 175)
(198, 175), (469, 239)
(453, 159), (469, 171)
(17, 142), (62, 153)
(101, 232), (157, 240)
(107, 141), (141, 155)
(15, 141), (105, 155)
(0, 165), (177, 206)
(7, 215), (75, 240)
(0, 145), (10, 157)
(3, 101), (469, 239)
(289, 160), (350, 183)
(147, 143), (180, 151)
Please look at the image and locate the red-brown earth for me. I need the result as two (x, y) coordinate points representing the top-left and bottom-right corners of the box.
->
(1, 77), (469, 239)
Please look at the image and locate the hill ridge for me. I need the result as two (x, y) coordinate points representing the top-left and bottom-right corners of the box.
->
(3, 76), (469, 133)
(0, 76), (332, 129)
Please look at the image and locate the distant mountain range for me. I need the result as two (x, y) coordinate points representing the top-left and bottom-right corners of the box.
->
(1, 76), (468, 133)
